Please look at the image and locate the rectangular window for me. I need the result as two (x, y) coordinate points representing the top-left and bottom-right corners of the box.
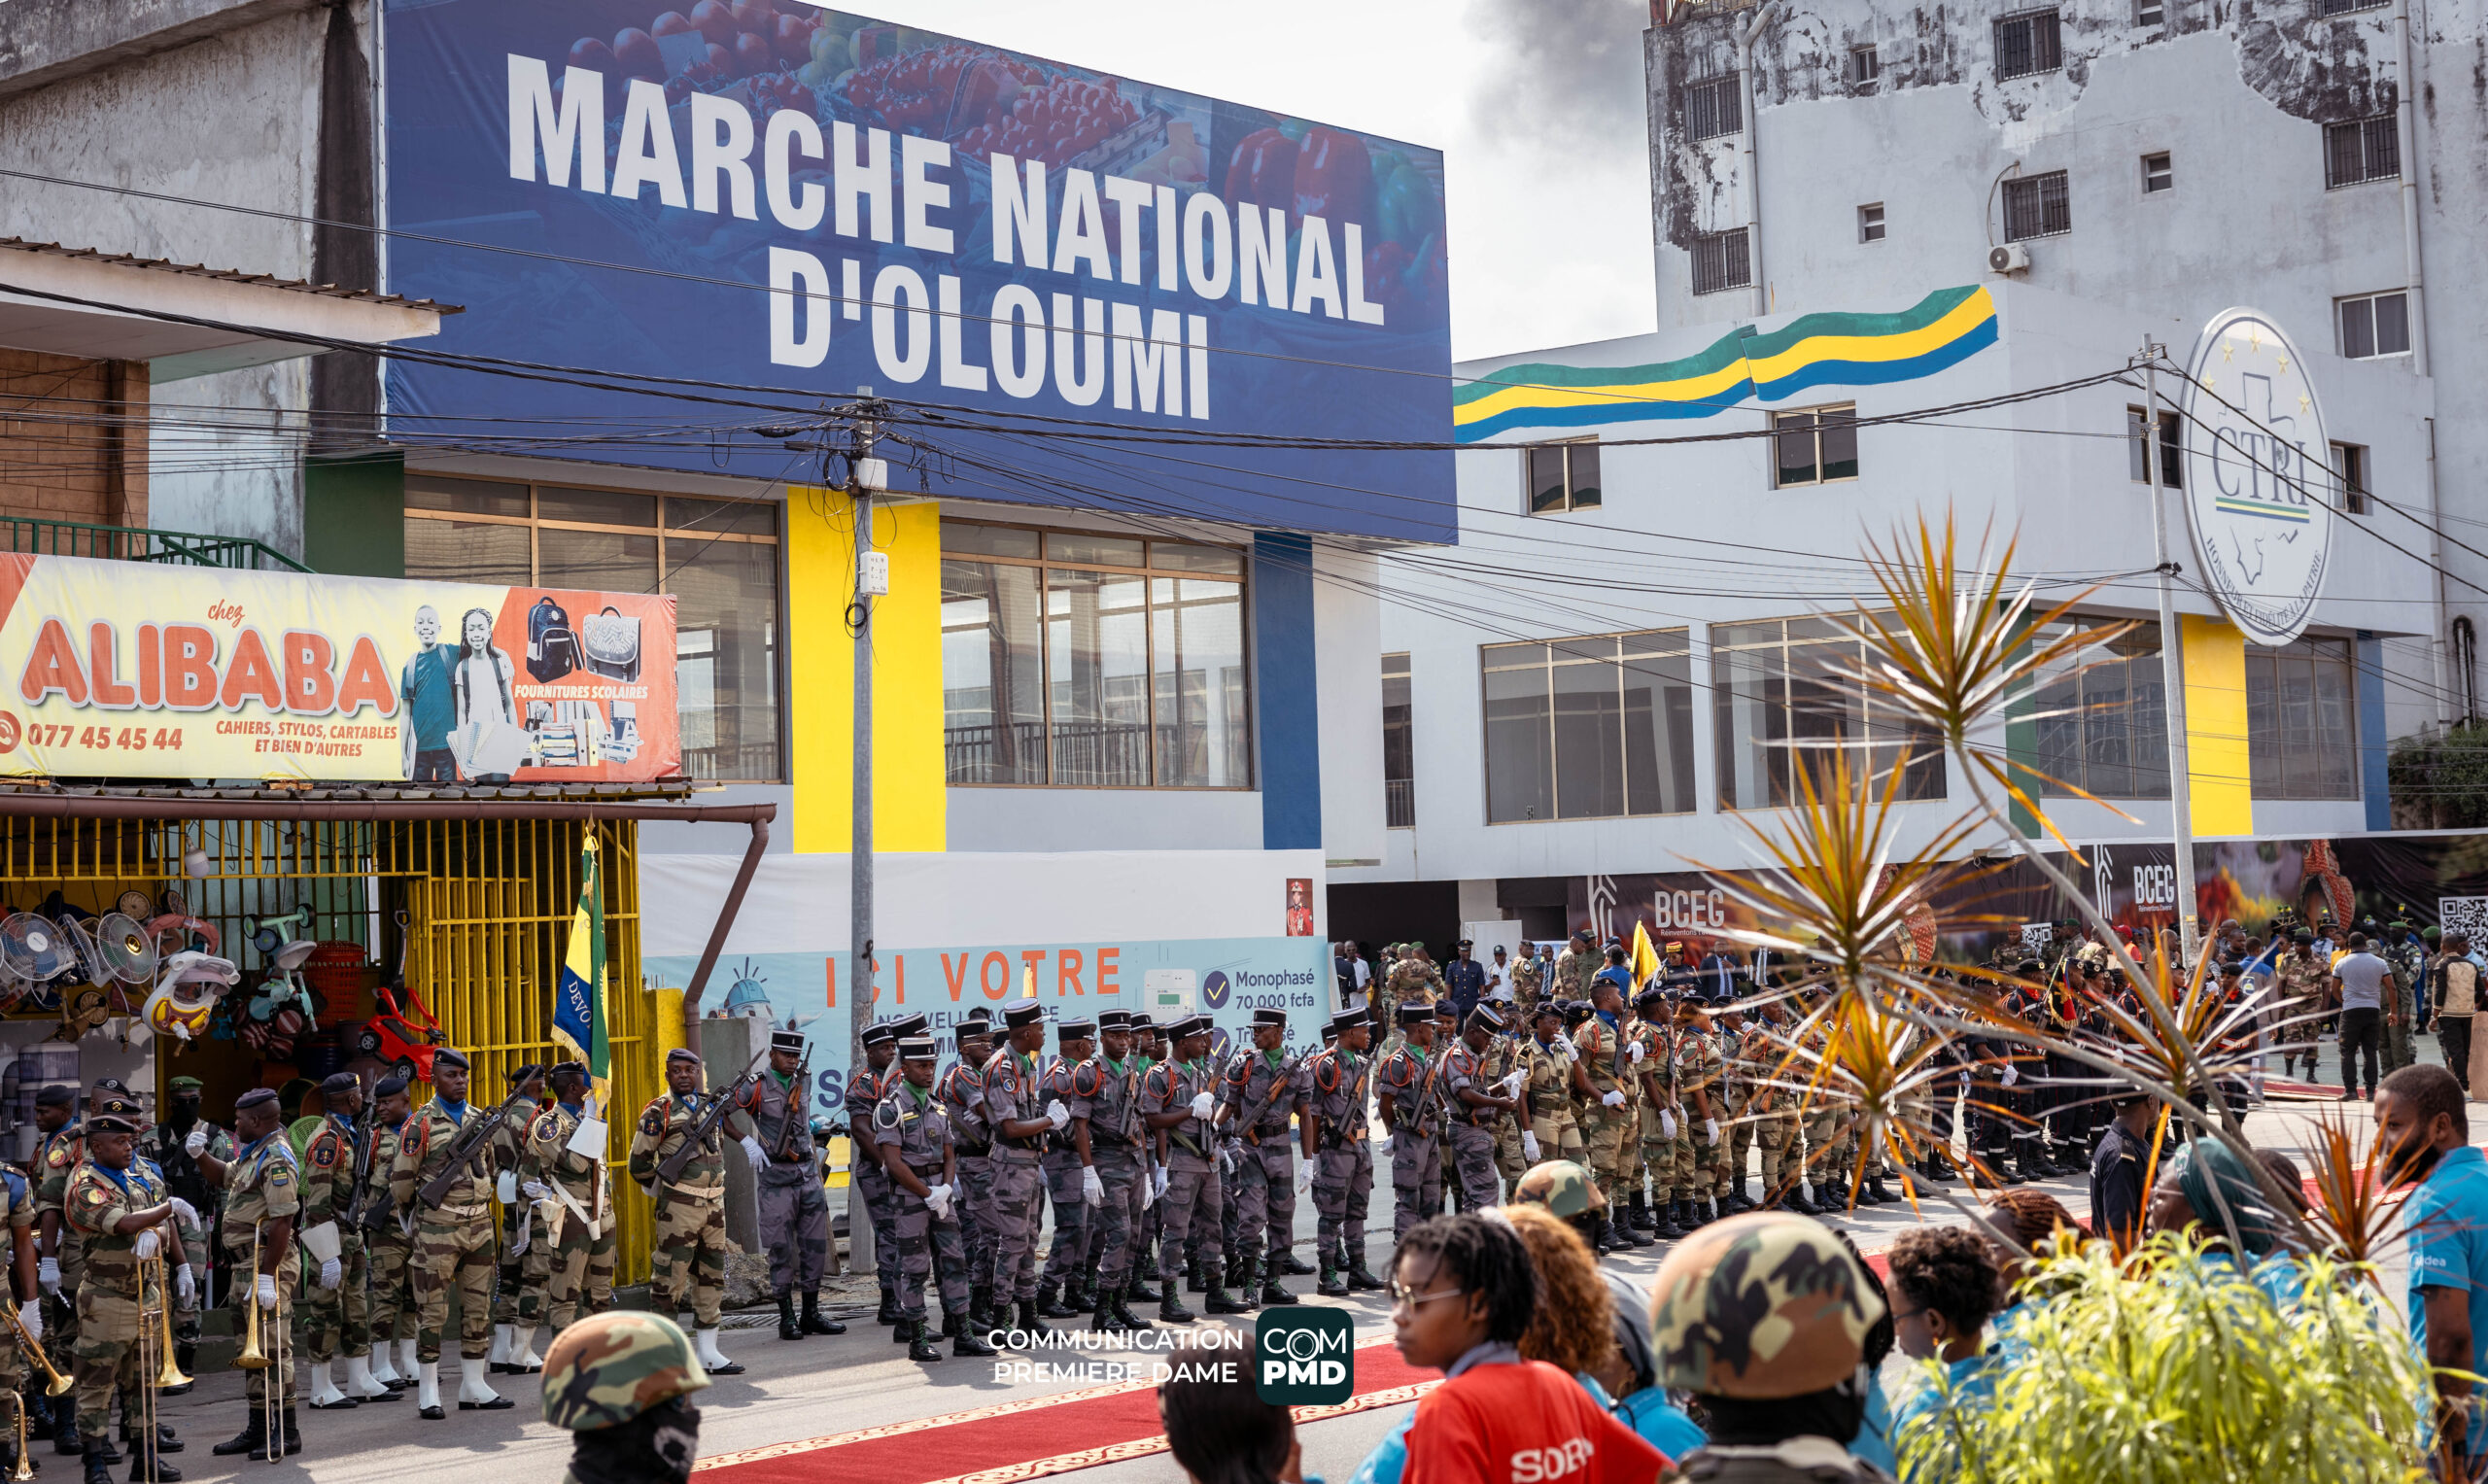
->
(1994, 9), (2063, 79)
(2319, 0), (2386, 15)
(2245, 638), (2360, 799)
(1689, 228), (1752, 295)
(2337, 291), (2411, 360)
(404, 477), (782, 781)
(2029, 620), (2169, 799)
(1859, 203), (1886, 242)
(2325, 116), (2401, 188)
(2001, 170), (2072, 241)
(1710, 615), (1947, 810)
(2330, 440), (2369, 515)
(1525, 441), (1603, 514)
(940, 522), (1249, 789)
(1686, 75), (1743, 141)
(1850, 45), (1881, 84)
(2126, 406), (2183, 488)
(2136, 0), (2164, 25)
(1482, 631), (1696, 823)
(1383, 653), (1413, 828)
(2142, 152), (2174, 193)
(1772, 405), (1859, 488)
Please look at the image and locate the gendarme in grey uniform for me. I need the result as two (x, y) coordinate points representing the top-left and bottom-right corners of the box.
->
(1218, 1007), (1306, 1303)
(734, 1027), (827, 1297)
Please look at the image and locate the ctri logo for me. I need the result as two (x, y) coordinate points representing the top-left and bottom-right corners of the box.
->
(1254, 1308), (1353, 1404)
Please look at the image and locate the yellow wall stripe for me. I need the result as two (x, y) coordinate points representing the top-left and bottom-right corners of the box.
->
(2180, 614), (2254, 836)
(788, 493), (946, 854)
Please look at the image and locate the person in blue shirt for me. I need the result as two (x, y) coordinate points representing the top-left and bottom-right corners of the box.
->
(1443, 941), (1488, 1025)
(1885, 1225), (2003, 1483)
(2380, 1061), (2488, 1473)
(397, 604), (459, 782)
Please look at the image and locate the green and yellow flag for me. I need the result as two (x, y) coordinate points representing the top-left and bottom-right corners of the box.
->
(552, 835), (609, 1115)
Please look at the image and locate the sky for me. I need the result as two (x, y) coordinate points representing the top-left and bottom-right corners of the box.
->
(842, 0), (1659, 362)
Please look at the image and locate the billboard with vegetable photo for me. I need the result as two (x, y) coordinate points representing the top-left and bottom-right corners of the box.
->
(380, 2), (1456, 540)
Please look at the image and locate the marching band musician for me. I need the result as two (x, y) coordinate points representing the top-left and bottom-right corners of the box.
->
(65, 1112), (188, 1483)
(192, 1088), (297, 1461)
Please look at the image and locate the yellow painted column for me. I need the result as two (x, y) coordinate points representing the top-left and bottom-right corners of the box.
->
(786, 490), (946, 853)
(2179, 614), (2253, 837)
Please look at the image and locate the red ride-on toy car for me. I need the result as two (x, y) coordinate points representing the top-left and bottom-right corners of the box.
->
(353, 910), (448, 1082)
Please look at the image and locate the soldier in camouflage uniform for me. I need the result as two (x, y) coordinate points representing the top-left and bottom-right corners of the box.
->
(1552, 932), (1598, 1005)
(874, 1035), (996, 1362)
(1217, 1008), (1304, 1307)
(1674, 998), (1728, 1227)
(733, 1028), (839, 1343)
(1067, 1010), (1154, 1331)
(1143, 1017), (1240, 1322)
(1739, 998), (1802, 1210)
(32, 1084), (87, 1455)
(2275, 929), (2331, 1083)
(2384, 921), (2427, 1073)
(1441, 1005), (1520, 1213)
(1376, 1005), (1446, 1240)
(1629, 988), (1687, 1239)
(1378, 949), (1444, 1058)
(297, 1072), (392, 1409)
(844, 1022), (903, 1325)
(1036, 1019), (1098, 1315)
(1303, 1011), (1380, 1297)
(1521, 1001), (1587, 1183)
(980, 1003), (1059, 1334)
(540, 1311), (710, 1484)
(937, 1015), (999, 1333)
(531, 1063), (615, 1339)
(360, 1076), (419, 1391)
(385, 1048), (510, 1418)
(487, 1063), (549, 1375)
(136, 1077), (225, 1385)
(1573, 975), (1648, 1253)
(1510, 945), (1544, 1006)
(0, 1156), (36, 1474)
(628, 1048), (749, 1378)
(1484, 1015), (1536, 1198)
(66, 1111), (185, 1483)
(198, 1087), (305, 1459)
(1713, 1002), (1761, 1214)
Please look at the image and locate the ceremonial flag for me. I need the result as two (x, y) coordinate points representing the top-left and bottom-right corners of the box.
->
(552, 835), (610, 1114)
(1630, 921), (1663, 990)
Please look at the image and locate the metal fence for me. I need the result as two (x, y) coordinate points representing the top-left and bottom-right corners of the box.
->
(0, 516), (310, 571)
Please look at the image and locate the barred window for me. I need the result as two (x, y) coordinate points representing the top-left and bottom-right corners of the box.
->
(2325, 116), (2400, 188)
(2002, 170), (2071, 241)
(1690, 228), (1752, 295)
(1994, 9), (2062, 78)
(1686, 75), (1743, 141)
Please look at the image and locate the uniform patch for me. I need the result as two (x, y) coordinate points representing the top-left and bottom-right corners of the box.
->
(311, 1137), (339, 1168)
(267, 1163), (296, 1190)
(639, 1108), (667, 1137)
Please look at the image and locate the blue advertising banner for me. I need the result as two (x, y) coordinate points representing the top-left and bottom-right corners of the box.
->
(646, 934), (1334, 1116)
(379, 1), (1456, 540)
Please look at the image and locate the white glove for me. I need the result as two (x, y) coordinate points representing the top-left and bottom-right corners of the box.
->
(926, 1183), (953, 1221)
(1704, 1118), (1721, 1146)
(496, 1170), (518, 1204)
(133, 1230), (159, 1260)
(1499, 1071), (1525, 1097)
(1601, 1090), (1627, 1109)
(522, 1181), (552, 1203)
(2001, 1063), (2021, 1087)
(1189, 1091), (1215, 1120)
(740, 1135), (768, 1167)
(1555, 1034), (1578, 1058)
(1628, 1042), (1645, 1064)
(174, 1267), (194, 1307)
(1294, 1163), (1313, 1196)
(1153, 1166), (1170, 1199)
(168, 1197), (199, 1229)
(1661, 1109), (1678, 1140)
(255, 1273), (277, 1310)
(319, 1257), (342, 1291)
(36, 1259), (57, 1294)
(1373, 1132), (1392, 1157)
(183, 1127), (208, 1157)
(1140, 1171), (1158, 1210)
(1218, 1145), (1237, 1174)
(1081, 1166), (1104, 1206)
(1045, 1100), (1072, 1131)
(16, 1300), (38, 1343)
(1521, 1130), (1540, 1162)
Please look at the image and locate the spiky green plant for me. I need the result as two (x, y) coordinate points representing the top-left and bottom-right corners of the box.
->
(1895, 1235), (2434, 1484)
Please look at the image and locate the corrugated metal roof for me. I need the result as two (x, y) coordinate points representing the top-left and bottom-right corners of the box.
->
(0, 237), (462, 314)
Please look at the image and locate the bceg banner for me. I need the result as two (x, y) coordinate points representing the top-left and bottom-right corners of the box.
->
(0, 555), (678, 783)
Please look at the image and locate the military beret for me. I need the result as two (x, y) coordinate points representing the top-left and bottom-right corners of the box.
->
(1097, 1009), (1133, 1031)
(897, 1036), (939, 1061)
(1532, 1000), (1564, 1019)
(508, 1061), (545, 1084)
(35, 1086), (74, 1109)
(1456, 939), (1473, 949)
(1398, 1004), (1433, 1026)
(1635, 986), (1665, 1008)
(1435, 1005), (1460, 1020)
(235, 1087), (280, 1113)
(1251, 1008), (1287, 1029)
(95, 1096), (140, 1117)
(91, 1078), (131, 1096)
(167, 1077), (204, 1093)
(1055, 1018), (1097, 1042)
(432, 1048), (471, 1071)
(666, 1048), (703, 1066)
(1003, 1003), (1047, 1030)
(373, 1075), (410, 1099)
(549, 1061), (587, 1081)
(319, 1072), (362, 1098)
(859, 1024), (898, 1049)
(86, 1114), (138, 1136)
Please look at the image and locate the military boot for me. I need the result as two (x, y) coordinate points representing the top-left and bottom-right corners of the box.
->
(53, 1406), (83, 1457)
(122, 1423), (178, 1457)
(950, 1312), (997, 1358)
(967, 1285), (995, 1335)
(1621, 1209), (1656, 1247)
(82, 1440), (112, 1484)
(1185, 1249), (1205, 1294)
(1159, 1286), (1195, 1325)
(801, 1292), (846, 1335)
(1260, 1254), (1297, 1306)
(1203, 1277), (1246, 1316)
(1281, 1251), (1316, 1275)
(875, 1286), (903, 1326)
(1017, 1297), (1049, 1337)
(247, 1411), (300, 1464)
(1111, 1283), (1155, 1330)
(1346, 1255), (1385, 1292)
(940, 1307), (962, 1339)
(1226, 1258), (1261, 1311)
(1036, 1281), (1077, 1319)
(1721, 1182), (1756, 1214)
(1089, 1281), (1130, 1333)
(128, 1436), (182, 1482)
(1316, 1261), (1349, 1297)
(207, 1416), (259, 1460)
(1076, 1253), (1104, 1311)
(1627, 1192), (1656, 1231)
(1651, 1195), (1686, 1239)
(906, 1319), (944, 1363)
(777, 1290), (801, 1341)
(1780, 1184), (1818, 1215)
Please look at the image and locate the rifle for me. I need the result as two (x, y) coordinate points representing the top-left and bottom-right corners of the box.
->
(1233, 1048), (1302, 1145)
(769, 1041), (814, 1163)
(655, 1045), (769, 1188)
(416, 1087), (537, 1211)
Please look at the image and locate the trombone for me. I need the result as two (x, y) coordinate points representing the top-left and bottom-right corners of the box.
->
(231, 1222), (287, 1463)
(136, 1250), (190, 1478)
(0, 1299), (69, 1398)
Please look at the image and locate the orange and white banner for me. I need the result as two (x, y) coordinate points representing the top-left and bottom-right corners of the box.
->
(0, 554), (676, 783)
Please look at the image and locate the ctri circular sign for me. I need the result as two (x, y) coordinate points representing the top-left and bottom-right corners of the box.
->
(2180, 307), (2332, 647)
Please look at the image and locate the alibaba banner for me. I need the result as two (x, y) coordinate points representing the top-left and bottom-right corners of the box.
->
(0, 555), (678, 783)
(380, 2), (1456, 541)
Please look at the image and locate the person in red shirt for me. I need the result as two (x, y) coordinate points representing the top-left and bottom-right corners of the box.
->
(1391, 1213), (1669, 1484)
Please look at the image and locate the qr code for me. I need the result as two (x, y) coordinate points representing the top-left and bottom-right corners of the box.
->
(2019, 922), (2055, 953)
(2440, 898), (2488, 938)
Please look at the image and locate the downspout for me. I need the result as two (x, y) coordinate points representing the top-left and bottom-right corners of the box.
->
(2392, 0), (2447, 727)
(1736, 0), (1783, 318)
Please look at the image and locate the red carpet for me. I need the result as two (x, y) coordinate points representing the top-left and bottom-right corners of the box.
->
(696, 1337), (1435, 1484)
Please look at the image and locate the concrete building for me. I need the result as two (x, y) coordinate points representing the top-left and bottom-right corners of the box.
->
(1331, 0), (2468, 952)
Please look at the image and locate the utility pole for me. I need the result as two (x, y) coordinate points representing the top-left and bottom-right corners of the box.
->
(2141, 339), (2200, 958)
(846, 389), (884, 1274)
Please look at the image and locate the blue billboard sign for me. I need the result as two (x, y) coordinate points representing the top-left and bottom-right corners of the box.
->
(379, 1), (1455, 540)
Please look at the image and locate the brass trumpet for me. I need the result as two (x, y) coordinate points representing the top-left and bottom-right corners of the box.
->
(5, 1392), (29, 1482)
(0, 1300), (69, 1397)
(142, 1256), (190, 1390)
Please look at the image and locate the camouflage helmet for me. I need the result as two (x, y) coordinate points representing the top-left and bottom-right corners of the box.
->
(1511, 1159), (1606, 1218)
(542, 1311), (710, 1431)
(1646, 1212), (1884, 1399)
